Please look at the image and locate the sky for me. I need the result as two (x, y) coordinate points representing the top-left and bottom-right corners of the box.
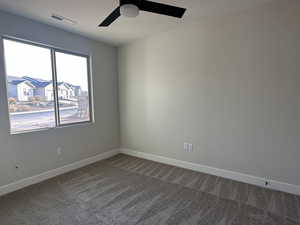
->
(3, 39), (89, 91)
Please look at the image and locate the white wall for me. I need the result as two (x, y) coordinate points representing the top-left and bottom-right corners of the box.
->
(0, 11), (119, 187)
(119, 0), (300, 186)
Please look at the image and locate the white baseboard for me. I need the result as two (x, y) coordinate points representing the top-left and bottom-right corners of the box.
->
(0, 149), (120, 197)
(120, 148), (300, 196)
(1, 148), (299, 197)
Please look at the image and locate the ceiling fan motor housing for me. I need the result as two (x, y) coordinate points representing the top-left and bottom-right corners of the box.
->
(120, 0), (141, 17)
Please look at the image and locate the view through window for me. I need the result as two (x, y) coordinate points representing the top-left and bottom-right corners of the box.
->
(3, 38), (92, 134)
(55, 52), (91, 125)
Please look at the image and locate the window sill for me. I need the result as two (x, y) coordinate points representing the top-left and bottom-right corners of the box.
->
(10, 121), (95, 135)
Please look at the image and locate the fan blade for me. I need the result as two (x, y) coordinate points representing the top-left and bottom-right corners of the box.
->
(99, 7), (120, 27)
(139, 0), (186, 18)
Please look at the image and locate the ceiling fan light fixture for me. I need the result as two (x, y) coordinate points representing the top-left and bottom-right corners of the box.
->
(120, 4), (139, 18)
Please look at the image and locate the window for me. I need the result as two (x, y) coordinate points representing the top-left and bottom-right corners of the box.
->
(55, 51), (91, 125)
(3, 38), (93, 134)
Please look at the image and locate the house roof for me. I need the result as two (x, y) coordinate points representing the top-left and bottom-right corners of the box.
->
(23, 80), (36, 88)
(71, 84), (81, 89)
(10, 80), (35, 88)
(22, 76), (51, 88)
(57, 82), (81, 90)
(7, 76), (81, 89)
(10, 80), (26, 85)
(7, 76), (25, 85)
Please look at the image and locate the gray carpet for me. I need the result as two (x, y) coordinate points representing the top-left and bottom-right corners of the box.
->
(0, 154), (299, 225)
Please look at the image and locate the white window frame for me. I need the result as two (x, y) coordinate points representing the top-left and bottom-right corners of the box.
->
(2, 36), (94, 134)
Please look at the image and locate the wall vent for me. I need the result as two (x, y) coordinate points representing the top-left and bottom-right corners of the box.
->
(51, 14), (77, 24)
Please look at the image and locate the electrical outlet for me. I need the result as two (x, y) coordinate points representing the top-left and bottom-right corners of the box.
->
(15, 164), (20, 169)
(184, 143), (188, 151)
(188, 143), (193, 152)
(184, 142), (193, 152)
(57, 147), (62, 156)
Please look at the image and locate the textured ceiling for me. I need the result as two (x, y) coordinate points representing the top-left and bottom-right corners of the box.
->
(0, 0), (274, 46)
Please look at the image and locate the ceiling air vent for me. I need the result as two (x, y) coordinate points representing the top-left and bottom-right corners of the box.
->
(51, 14), (77, 24)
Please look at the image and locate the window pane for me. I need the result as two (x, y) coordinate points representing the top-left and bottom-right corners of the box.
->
(55, 52), (91, 125)
(3, 39), (55, 134)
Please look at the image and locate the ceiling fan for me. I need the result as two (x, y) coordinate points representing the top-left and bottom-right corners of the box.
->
(99, 0), (186, 27)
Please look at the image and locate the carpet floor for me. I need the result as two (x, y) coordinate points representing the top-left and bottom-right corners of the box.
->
(0, 154), (299, 225)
